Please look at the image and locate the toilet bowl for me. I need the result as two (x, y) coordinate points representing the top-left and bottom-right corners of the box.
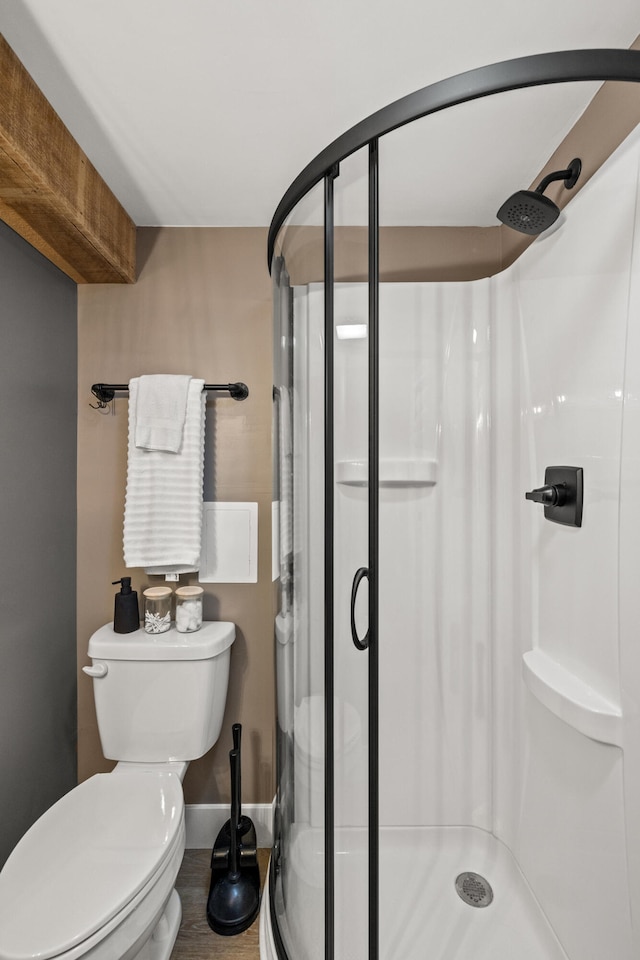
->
(0, 620), (235, 960)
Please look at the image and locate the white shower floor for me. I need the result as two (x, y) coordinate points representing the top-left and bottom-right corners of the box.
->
(375, 826), (567, 960)
(262, 825), (568, 960)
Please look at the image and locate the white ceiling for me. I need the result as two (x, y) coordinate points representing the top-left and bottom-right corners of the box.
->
(2, 1), (640, 228)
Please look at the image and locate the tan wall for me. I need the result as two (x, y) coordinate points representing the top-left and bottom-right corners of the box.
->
(279, 225), (504, 284)
(77, 227), (275, 805)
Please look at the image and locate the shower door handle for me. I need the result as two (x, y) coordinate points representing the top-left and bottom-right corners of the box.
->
(350, 566), (370, 651)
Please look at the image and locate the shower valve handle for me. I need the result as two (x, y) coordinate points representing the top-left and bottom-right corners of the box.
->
(524, 466), (583, 527)
(525, 483), (567, 506)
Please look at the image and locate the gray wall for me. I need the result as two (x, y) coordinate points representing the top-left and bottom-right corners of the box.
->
(0, 219), (77, 867)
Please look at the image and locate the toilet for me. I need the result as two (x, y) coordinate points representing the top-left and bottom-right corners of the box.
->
(0, 619), (235, 960)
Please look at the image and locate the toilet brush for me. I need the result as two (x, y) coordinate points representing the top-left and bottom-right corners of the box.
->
(228, 724), (256, 839)
(206, 725), (260, 935)
(209, 725), (257, 869)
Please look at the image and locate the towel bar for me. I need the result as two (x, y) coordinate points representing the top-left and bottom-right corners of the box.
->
(91, 381), (249, 407)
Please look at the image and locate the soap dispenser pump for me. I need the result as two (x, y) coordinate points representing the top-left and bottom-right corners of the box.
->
(112, 577), (140, 634)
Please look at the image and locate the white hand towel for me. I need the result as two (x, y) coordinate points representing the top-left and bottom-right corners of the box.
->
(123, 378), (206, 572)
(135, 374), (192, 453)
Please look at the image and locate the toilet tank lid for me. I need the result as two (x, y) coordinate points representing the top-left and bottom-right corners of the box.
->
(88, 620), (235, 660)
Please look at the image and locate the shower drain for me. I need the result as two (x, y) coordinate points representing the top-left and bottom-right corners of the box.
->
(454, 872), (493, 908)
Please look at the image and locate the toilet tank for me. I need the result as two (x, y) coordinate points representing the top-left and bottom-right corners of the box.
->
(86, 621), (235, 762)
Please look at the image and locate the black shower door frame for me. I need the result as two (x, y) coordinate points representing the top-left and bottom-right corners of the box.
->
(267, 49), (640, 960)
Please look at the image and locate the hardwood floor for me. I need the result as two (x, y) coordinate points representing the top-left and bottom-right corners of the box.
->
(173, 848), (271, 960)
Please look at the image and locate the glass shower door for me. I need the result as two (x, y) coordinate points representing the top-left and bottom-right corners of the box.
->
(270, 180), (327, 960)
(331, 144), (375, 960)
(270, 142), (376, 960)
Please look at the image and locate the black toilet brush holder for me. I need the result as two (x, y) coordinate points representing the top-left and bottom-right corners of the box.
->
(206, 724), (260, 935)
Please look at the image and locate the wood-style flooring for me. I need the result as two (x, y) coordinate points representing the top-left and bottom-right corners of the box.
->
(173, 848), (270, 960)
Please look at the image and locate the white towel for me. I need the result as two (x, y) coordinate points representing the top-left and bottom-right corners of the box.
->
(135, 374), (191, 453)
(123, 378), (206, 573)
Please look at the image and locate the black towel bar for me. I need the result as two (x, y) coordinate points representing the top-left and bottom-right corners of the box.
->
(91, 381), (249, 406)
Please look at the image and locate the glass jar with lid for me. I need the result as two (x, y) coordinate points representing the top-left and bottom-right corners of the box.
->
(143, 586), (172, 634)
(175, 585), (203, 633)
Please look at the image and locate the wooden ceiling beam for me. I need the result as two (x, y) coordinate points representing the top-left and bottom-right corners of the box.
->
(0, 34), (135, 283)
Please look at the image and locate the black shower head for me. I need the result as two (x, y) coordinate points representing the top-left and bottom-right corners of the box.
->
(497, 190), (560, 234)
(497, 158), (582, 235)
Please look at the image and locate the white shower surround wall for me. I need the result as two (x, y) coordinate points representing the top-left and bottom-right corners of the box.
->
(278, 123), (640, 960)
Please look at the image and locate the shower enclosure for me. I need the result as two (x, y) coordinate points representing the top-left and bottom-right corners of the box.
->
(261, 51), (640, 960)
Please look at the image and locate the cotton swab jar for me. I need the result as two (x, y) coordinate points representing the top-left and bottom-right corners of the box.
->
(175, 585), (204, 633)
(143, 586), (172, 634)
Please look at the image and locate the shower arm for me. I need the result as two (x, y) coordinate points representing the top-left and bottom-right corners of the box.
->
(534, 158), (582, 195)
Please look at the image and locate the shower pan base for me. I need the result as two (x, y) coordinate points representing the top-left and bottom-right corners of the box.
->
(260, 826), (568, 960)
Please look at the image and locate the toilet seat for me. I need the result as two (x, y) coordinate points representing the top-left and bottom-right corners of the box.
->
(0, 771), (184, 960)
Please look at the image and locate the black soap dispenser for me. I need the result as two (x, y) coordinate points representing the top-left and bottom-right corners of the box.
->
(112, 577), (140, 633)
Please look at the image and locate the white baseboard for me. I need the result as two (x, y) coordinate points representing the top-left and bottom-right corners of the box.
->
(185, 801), (274, 849)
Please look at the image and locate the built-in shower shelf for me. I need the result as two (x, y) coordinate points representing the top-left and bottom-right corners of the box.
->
(522, 649), (623, 747)
(336, 459), (437, 487)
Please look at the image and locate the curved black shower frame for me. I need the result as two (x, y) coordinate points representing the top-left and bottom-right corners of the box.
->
(267, 49), (640, 960)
